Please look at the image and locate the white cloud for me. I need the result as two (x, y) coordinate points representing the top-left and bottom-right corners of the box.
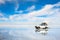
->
(0, 2), (60, 27)
(28, 2), (60, 17)
(27, 4), (54, 17)
(0, 13), (8, 21)
(7, 0), (13, 1)
(0, 0), (19, 11)
(16, 5), (35, 14)
(10, 4), (54, 22)
(0, 0), (5, 4)
(22, 0), (36, 2)
(16, 10), (23, 13)
(26, 5), (35, 12)
(0, 0), (14, 4)
(0, 17), (8, 21)
(0, 13), (3, 16)
(54, 2), (60, 6)
(7, 2), (60, 21)
(14, 0), (19, 11)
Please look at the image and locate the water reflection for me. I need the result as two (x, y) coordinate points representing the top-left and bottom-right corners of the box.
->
(0, 27), (60, 40)
(35, 28), (48, 35)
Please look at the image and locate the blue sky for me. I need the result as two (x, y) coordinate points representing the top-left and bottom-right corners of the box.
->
(0, 0), (60, 16)
(0, 0), (60, 27)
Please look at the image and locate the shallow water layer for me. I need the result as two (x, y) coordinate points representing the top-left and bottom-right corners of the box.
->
(0, 27), (60, 40)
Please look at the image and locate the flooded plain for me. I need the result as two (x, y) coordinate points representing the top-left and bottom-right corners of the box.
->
(0, 26), (60, 40)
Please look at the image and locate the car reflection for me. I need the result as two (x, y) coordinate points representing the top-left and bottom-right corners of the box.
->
(35, 28), (48, 35)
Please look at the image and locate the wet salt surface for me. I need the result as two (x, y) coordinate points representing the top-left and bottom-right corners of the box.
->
(0, 27), (60, 40)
